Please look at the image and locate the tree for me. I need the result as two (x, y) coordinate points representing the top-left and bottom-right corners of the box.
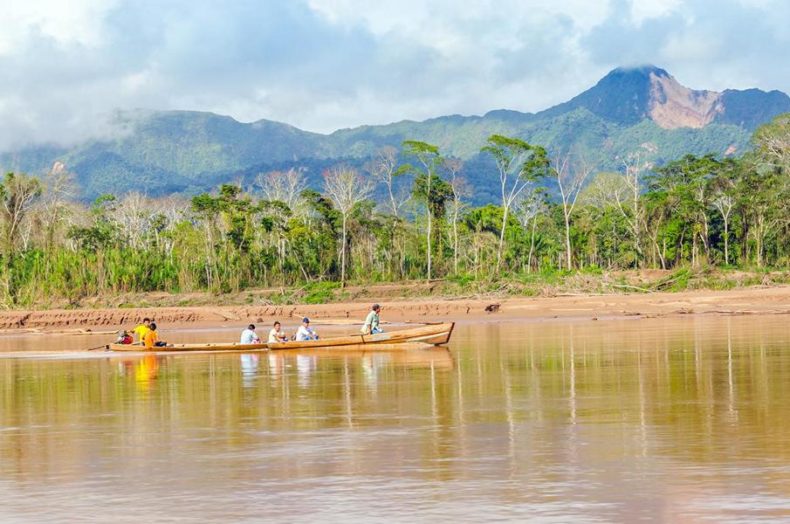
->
(0, 173), (43, 255)
(613, 148), (652, 267)
(366, 146), (407, 217)
(323, 166), (373, 287)
(709, 159), (739, 265)
(444, 158), (467, 275)
(737, 157), (782, 267)
(36, 162), (75, 253)
(515, 188), (547, 272)
(481, 135), (549, 270)
(257, 168), (307, 214)
(113, 192), (152, 251)
(746, 114), (790, 265)
(189, 185), (261, 292)
(649, 154), (720, 267)
(68, 194), (120, 252)
(752, 113), (790, 172)
(399, 140), (444, 282)
(552, 151), (595, 269)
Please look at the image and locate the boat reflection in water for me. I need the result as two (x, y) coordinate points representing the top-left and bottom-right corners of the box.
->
(240, 354), (260, 388)
(296, 354), (317, 388)
(262, 344), (453, 390)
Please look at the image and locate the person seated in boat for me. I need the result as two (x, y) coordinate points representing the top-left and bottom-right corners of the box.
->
(240, 324), (261, 344)
(133, 318), (152, 344)
(268, 321), (288, 343)
(295, 317), (319, 341)
(361, 304), (383, 335)
(143, 322), (167, 349)
(115, 330), (134, 345)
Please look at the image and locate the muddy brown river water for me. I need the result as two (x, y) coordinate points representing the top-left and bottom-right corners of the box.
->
(1, 316), (789, 522)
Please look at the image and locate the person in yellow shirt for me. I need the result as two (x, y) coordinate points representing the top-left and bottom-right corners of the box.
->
(133, 318), (152, 344)
(143, 322), (166, 349)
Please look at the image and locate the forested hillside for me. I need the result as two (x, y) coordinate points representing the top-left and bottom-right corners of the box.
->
(2, 66), (788, 202)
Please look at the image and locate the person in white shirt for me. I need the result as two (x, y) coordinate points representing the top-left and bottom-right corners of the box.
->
(268, 321), (288, 343)
(361, 304), (383, 335)
(295, 317), (319, 341)
(240, 324), (260, 344)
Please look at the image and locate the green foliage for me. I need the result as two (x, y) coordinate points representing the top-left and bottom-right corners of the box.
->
(302, 281), (340, 304)
(412, 174), (453, 219)
(1, 115), (790, 306)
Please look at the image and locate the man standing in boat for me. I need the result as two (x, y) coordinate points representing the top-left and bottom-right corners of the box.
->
(361, 304), (383, 335)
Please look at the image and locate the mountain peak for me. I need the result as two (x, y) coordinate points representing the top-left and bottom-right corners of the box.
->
(546, 65), (725, 129)
(607, 64), (669, 79)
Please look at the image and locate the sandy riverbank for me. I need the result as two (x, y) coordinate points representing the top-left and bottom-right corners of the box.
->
(1, 285), (789, 335)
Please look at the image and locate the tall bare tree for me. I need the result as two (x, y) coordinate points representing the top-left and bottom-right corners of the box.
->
(367, 146), (408, 217)
(32, 162), (75, 252)
(552, 151), (595, 269)
(0, 172), (43, 254)
(515, 188), (546, 272)
(712, 192), (735, 265)
(324, 166), (373, 287)
(444, 158), (467, 275)
(257, 168), (306, 213)
(613, 148), (652, 267)
(113, 192), (151, 250)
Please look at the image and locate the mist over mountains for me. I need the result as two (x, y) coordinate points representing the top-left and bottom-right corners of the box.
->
(2, 65), (789, 203)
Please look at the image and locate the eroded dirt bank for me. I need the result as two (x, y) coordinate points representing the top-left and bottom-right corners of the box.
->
(1, 286), (789, 334)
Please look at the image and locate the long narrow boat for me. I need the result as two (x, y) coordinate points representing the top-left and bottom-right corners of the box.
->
(106, 322), (454, 352)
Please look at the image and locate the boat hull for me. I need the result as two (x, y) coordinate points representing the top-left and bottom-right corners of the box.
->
(268, 322), (454, 350)
(107, 342), (269, 352)
(106, 322), (454, 352)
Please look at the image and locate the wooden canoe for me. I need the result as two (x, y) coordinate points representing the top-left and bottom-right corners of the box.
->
(106, 322), (454, 352)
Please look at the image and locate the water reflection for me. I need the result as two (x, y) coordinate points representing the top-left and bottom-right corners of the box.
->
(295, 354), (317, 388)
(134, 355), (160, 391)
(1, 317), (790, 521)
(239, 354), (260, 389)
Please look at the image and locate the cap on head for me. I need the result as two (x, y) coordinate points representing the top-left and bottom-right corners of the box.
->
(302, 317), (310, 323)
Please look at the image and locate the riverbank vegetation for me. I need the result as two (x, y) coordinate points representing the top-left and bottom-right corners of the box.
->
(0, 114), (788, 308)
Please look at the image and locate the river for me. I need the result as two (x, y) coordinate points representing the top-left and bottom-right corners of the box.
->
(1, 316), (789, 522)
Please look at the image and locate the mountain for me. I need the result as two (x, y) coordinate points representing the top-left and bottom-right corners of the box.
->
(2, 66), (789, 202)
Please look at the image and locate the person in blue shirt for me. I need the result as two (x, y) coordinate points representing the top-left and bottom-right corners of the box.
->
(295, 318), (319, 341)
(240, 324), (260, 344)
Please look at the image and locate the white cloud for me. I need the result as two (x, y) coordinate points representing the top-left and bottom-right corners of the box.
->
(629, 0), (683, 25)
(0, 0), (116, 53)
(660, 29), (721, 62)
(0, 0), (788, 151)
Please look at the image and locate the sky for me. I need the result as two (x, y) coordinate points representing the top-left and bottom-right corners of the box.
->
(1, 0), (789, 150)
